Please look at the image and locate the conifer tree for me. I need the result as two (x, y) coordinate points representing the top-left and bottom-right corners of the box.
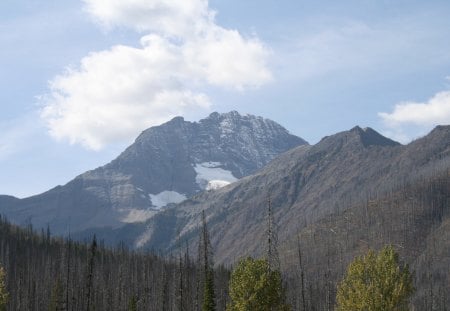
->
(336, 245), (414, 311)
(49, 278), (64, 311)
(200, 211), (216, 311)
(128, 295), (137, 311)
(203, 269), (216, 311)
(0, 266), (8, 311)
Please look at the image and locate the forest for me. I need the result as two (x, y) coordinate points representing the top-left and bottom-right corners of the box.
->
(0, 213), (231, 310)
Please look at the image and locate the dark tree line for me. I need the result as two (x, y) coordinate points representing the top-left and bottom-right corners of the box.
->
(0, 216), (229, 311)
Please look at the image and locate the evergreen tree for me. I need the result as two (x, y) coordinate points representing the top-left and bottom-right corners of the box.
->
(200, 211), (216, 311)
(203, 269), (216, 311)
(128, 295), (137, 311)
(0, 266), (8, 311)
(227, 257), (290, 311)
(336, 245), (414, 311)
(49, 278), (64, 311)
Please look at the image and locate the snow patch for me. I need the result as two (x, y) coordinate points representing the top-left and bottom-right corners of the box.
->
(121, 209), (156, 223)
(206, 180), (231, 190)
(220, 118), (234, 137)
(149, 191), (187, 209)
(194, 162), (237, 190)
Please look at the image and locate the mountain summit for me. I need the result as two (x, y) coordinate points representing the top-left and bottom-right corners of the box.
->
(0, 111), (306, 235)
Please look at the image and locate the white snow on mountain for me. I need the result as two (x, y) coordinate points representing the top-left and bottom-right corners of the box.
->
(194, 162), (237, 190)
(149, 190), (187, 209)
(206, 180), (231, 190)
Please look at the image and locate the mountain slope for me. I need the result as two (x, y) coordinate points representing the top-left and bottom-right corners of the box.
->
(0, 111), (307, 235)
(132, 125), (449, 259)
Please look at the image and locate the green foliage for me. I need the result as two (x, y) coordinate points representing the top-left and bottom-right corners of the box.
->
(0, 266), (8, 311)
(128, 295), (137, 311)
(227, 257), (290, 311)
(336, 245), (414, 311)
(49, 278), (64, 311)
(202, 269), (216, 311)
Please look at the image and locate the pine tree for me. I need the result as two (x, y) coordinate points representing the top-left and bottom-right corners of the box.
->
(49, 278), (64, 311)
(227, 257), (290, 311)
(128, 295), (137, 311)
(336, 245), (414, 311)
(0, 266), (8, 311)
(203, 269), (216, 311)
(200, 211), (216, 311)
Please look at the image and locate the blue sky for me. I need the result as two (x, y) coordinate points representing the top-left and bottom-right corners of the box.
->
(1, 0), (450, 197)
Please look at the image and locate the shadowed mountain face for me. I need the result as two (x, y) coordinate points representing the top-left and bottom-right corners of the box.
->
(0, 111), (307, 235)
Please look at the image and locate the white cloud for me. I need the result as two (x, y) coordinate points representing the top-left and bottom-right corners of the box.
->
(379, 90), (450, 143)
(41, 0), (271, 150)
(379, 91), (450, 126)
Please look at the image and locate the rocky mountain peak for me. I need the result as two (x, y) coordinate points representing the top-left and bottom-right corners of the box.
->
(304, 126), (400, 168)
(0, 111), (307, 235)
(349, 126), (400, 147)
(427, 124), (450, 138)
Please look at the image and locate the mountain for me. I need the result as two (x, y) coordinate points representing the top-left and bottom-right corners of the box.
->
(125, 125), (448, 257)
(122, 124), (449, 308)
(0, 111), (307, 235)
(119, 126), (401, 251)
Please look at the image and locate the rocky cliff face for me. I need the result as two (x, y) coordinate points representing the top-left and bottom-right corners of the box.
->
(0, 111), (307, 235)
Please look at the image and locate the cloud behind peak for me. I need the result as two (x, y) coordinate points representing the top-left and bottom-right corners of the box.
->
(41, 0), (272, 150)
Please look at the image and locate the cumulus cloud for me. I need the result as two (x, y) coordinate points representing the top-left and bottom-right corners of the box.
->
(379, 90), (450, 142)
(379, 91), (450, 126)
(41, 0), (271, 150)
